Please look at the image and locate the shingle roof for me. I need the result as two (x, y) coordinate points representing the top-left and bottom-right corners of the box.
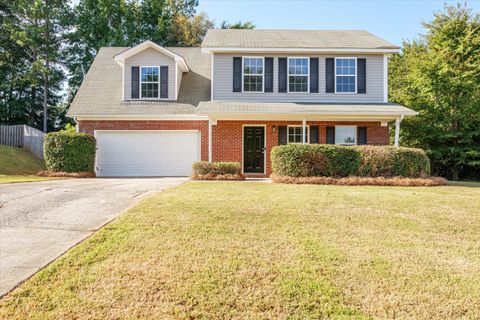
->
(201, 29), (400, 49)
(67, 46), (211, 117)
(197, 101), (417, 116)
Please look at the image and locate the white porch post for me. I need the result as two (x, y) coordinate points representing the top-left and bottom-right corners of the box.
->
(208, 119), (213, 162)
(302, 118), (307, 144)
(394, 115), (404, 147)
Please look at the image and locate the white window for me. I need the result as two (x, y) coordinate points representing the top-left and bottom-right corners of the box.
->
(288, 126), (309, 144)
(335, 58), (356, 93)
(243, 57), (264, 92)
(140, 66), (159, 98)
(288, 57), (309, 92)
(335, 126), (357, 145)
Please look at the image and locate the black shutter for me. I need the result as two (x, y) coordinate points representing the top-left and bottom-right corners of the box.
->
(160, 66), (168, 98)
(358, 127), (367, 145)
(309, 125), (319, 144)
(131, 66), (139, 99)
(310, 58), (319, 93)
(326, 126), (335, 144)
(233, 57), (242, 92)
(265, 57), (273, 92)
(326, 58), (334, 93)
(278, 58), (287, 93)
(357, 58), (366, 94)
(278, 126), (287, 145)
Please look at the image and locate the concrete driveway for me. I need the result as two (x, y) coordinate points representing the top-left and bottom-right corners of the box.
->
(0, 177), (186, 297)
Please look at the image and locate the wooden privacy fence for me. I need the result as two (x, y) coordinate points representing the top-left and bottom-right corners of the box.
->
(0, 125), (45, 159)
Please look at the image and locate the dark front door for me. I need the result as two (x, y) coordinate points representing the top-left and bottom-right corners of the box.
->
(243, 126), (265, 173)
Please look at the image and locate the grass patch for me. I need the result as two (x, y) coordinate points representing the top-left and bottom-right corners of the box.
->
(0, 145), (45, 175)
(1, 183), (479, 319)
(0, 175), (58, 184)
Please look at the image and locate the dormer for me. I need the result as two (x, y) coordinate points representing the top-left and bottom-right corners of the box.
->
(114, 40), (189, 101)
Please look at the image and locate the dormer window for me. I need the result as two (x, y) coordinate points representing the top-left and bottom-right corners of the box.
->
(288, 57), (309, 93)
(335, 58), (356, 93)
(140, 67), (160, 98)
(243, 57), (264, 92)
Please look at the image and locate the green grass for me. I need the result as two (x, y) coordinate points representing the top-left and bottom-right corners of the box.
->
(0, 145), (56, 184)
(1, 182), (479, 319)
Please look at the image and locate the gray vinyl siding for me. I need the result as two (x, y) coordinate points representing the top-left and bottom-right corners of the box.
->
(176, 64), (183, 99)
(212, 53), (384, 102)
(124, 47), (176, 100)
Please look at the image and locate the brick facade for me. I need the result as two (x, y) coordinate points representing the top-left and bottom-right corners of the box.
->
(212, 120), (389, 176)
(79, 119), (388, 177)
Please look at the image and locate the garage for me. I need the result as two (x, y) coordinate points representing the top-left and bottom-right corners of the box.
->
(95, 130), (200, 177)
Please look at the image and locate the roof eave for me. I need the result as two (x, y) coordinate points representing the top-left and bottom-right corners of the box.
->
(201, 47), (400, 54)
(114, 40), (190, 72)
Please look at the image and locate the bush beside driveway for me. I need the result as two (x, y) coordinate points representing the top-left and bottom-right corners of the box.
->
(1, 182), (479, 319)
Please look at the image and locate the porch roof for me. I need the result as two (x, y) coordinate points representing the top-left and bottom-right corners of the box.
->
(196, 101), (417, 120)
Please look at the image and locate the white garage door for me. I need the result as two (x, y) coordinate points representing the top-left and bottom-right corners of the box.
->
(95, 131), (200, 177)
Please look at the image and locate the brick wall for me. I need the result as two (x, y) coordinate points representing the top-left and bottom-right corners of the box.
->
(78, 120), (209, 161)
(79, 119), (388, 177)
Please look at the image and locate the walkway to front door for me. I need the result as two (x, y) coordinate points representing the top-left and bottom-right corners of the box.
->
(243, 126), (265, 174)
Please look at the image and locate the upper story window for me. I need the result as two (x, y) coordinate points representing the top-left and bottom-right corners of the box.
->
(288, 57), (309, 92)
(288, 125), (309, 144)
(243, 57), (264, 92)
(140, 66), (159, 98)
(335, 126), (357, 145)
(335, 58), (356, 93)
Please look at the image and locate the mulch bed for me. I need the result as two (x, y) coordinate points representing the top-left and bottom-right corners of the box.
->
(271, 174), (447, 187)
(37, 171), (96, 178)
(190, 173), (245, 181)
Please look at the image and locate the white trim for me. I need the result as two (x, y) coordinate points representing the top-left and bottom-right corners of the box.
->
(241, 124), (267, 175)
(76, 114), (208, 121)
(287, 57), (309, 93)
(210, 53), (214, 101)
(241, 56), (265, 93)
(174, 64), (178, 101)
(139, 66), (160, 99)
(334, 57), (357, 94)
(383, 54), (389, 102)
(334, 125), (358, 145)
(287, 124), (310, 144)
(202, 47), (400, 54)
(114, 40), (189, 72)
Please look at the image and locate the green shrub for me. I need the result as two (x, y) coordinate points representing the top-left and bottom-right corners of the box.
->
(271, 144), (430, 178)
(44, 132), (96, 173)
(356, 146), (430, 178)
(192, 161), (242, 176)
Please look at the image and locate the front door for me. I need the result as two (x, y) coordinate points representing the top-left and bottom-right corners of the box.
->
(243, 126), (265, 174)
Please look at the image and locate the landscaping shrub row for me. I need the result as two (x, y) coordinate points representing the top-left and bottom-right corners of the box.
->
(191, 161), (244, 180)
(44, 132), (96, 173)
(271, 144), (430, 178)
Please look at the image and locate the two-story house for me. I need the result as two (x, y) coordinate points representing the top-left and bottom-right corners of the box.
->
(67, 29), (417, 177)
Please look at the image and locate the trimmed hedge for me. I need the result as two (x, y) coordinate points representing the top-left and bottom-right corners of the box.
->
(271, 144), (430, 178)
(44, 132), (96, 173)
(192, 161), (242, 176)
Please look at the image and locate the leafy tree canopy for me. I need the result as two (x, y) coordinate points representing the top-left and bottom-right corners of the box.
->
(389, 3), (480, 179)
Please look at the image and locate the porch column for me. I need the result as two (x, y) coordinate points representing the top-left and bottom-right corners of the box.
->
(302, 118), (307, 144)
(394, 115), (404, 147)
(208, 119), (213, 162)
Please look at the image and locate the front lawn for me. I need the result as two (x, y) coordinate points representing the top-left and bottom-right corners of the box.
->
(1, 183), (479, 319)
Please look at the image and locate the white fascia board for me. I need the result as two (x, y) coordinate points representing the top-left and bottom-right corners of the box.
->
(114, 40), (189, 72)
(197, 110), (418, 117)
(201, 47), (400, 54)
(198, 113), (402, 122)
(76, 114), (208, 121)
